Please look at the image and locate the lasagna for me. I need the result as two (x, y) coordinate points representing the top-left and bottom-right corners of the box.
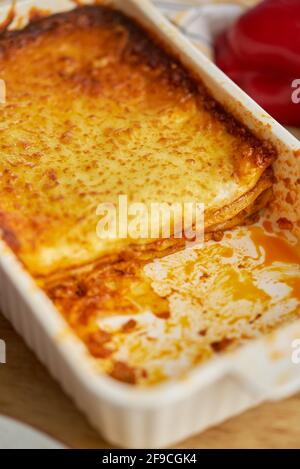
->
(0, 5), (275, 278)
(1, 5), (298, 386)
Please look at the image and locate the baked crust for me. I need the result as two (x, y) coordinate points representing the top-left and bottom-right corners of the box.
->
(0, 5), (276, 277)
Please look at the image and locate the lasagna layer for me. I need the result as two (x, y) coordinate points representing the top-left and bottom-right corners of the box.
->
(0, 5), (276, 277)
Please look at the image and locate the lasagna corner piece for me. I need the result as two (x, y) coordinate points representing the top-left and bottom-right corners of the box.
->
(0, 5), (275, 278)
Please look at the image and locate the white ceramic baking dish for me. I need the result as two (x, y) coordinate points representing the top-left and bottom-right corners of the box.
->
(0, 0), (300, 448)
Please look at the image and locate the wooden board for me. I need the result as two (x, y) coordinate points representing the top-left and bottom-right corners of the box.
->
(0, 127), (299, 449)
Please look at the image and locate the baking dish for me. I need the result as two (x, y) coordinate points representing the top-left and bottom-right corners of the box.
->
(0, 0), (299, 448)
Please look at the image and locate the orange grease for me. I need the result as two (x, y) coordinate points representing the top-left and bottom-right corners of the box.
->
(250, 226), (300, 265)
(250, 226), (300, 301)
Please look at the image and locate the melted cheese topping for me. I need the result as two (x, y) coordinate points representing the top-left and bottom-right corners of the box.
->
(0, 6), (274, 276)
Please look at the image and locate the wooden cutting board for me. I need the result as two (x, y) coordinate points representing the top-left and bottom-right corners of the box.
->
(0, 128), (299, 449)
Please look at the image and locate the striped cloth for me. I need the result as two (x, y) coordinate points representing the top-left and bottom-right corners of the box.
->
(153, 0), (260, 59)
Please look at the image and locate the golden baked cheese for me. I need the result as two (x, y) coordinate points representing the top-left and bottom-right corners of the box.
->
(0, 5), (275, 277)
